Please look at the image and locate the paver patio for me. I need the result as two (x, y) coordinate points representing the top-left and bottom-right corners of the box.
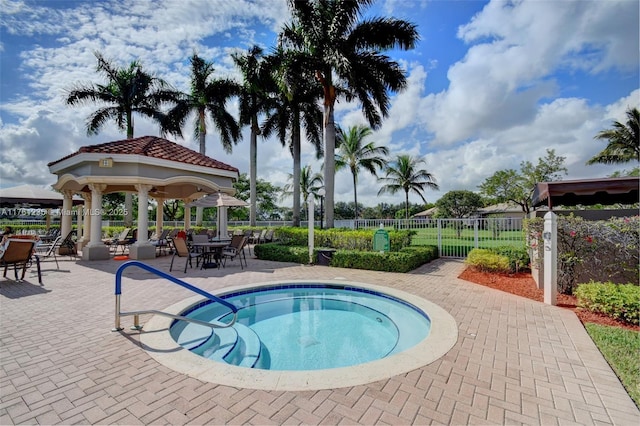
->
(1, 252), (638, 425)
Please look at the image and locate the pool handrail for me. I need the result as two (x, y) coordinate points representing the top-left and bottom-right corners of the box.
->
(113, 260), (237, 331)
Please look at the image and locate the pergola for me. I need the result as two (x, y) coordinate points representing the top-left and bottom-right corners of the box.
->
(532, 177), (639, 210)
(48, 136), (240, 260)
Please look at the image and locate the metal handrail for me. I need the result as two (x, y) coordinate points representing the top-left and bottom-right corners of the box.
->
(113, 260), (237, 331)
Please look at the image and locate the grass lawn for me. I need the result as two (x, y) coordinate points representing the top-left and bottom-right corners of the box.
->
(584, 323), (640, 408)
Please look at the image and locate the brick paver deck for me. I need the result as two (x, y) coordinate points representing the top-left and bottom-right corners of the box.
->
(1, 252), (638, 425)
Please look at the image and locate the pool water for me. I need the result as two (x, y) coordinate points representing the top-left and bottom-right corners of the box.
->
(170, 284), (431, 371)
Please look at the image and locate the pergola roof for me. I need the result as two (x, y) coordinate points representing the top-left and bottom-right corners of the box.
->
(0, 184), (84, 208)
(48, 136), (240, 200)
(531, 177), (639, 209)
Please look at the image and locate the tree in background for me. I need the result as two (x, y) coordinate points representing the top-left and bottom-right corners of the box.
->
(233, 46), (276, 226)
(262, 46), (323, 227)
(281, 0), (419, 228)
(435, 190), (484, 218)
(164, 54), (240, 155)
(65, 51), (174, 138)
(479, 149), (567, 214)
(233, 174), (282, 221)
(587, 107), (640, 165)
(335, 125), (389, 220)
(281, 165), (323, 220)
(378, 154), (439, 220)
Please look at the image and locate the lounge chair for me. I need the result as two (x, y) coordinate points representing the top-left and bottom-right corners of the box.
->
(1, 239), (41, 283)
(221, 235), (248, 269)
(110, 228), (133, 255)
(58, 230), (77, 256)
(169, 236), (203, 273)
(34, 235), (63, 269)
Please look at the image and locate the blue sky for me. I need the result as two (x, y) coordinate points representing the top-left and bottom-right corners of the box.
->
(1, 0), (638, 208)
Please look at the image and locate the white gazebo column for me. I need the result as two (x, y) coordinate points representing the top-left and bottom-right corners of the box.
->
(77, 193), (91, 251)
(129, 184), (155, 260)
(60, 190), (74, 242)
(83, 184), (110, 260)
(185, 205), (192, 231)
(155, 197), (164, 235)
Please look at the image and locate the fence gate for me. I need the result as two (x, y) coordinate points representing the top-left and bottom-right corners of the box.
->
(409, 218), (525, 258)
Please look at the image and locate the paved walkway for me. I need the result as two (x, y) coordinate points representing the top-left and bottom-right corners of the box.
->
(1, 252), (638, 425)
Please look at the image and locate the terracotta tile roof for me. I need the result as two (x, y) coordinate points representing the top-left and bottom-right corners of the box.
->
(47, 136), (239, 172)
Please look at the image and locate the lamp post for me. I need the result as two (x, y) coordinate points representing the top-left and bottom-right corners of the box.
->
(318, 188), (325, 230)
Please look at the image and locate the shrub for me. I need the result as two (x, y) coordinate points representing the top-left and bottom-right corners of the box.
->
(488, 245), (530, 272)
(575, 282), (640, 326)
(525, 216), (639, 294)
(272, 227), (413, 251)
(465, 249), (511, 273)
(254, 242), (438, 272)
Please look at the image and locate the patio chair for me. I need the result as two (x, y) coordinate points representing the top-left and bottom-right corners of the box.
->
(150, 229), (170, 256)
(1, 239), (41, 283)
(34, 235), (62, 269)
(58, 230), (77, 256)
(110, 228), (133, 255)
(263, 229), (275, 243)
(221, 235), (247, 269)
(169, 236), (203, 273)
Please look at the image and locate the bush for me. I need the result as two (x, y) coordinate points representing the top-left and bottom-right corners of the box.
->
(575, 281), (640, 326)
(254, 243), (438, 272)
(465, 249), (511, 273)
(488, 245), (530, 272)
(272, 227), (413, 251)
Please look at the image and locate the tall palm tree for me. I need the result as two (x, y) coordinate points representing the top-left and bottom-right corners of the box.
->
(281, 0), (419, 228)
(335, 125), (389, 220)
(281, 165), (323, 220)
(587, 107), (640, 165)
(233, 46), (275, 226)
(262, 46), (323, 227)
(66, 51), (174, 138)
(378, 154), (439, 220)
(164, 54), (241, 155)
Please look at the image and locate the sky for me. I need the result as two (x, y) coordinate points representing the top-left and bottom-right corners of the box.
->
(1, 0), (638, 209)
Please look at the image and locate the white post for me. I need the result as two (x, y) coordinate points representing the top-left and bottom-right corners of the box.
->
(543, 211), (557, 306)
(308, 197), (315, 264)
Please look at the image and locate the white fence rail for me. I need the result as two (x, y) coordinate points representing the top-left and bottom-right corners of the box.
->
(0, 217), (525, 258)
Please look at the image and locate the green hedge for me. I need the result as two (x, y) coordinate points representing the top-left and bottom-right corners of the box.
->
(254, 243), (438, 273)
(575, 282), (640, 326)
(273, 227), (413, 251)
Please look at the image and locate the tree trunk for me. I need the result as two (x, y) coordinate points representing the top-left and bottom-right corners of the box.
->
(352, 169), (358, 223)
(324, 104), (336, 229)
(292, 111), (301, 227)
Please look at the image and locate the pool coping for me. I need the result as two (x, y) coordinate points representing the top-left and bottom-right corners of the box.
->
(140, 279), (458, 391)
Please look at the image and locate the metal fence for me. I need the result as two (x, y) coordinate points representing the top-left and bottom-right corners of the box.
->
(0, 217), (525, 258)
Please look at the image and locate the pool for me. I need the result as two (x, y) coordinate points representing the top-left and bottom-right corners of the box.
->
(169, 284), (431, 371)
(141, 280), (458, 391)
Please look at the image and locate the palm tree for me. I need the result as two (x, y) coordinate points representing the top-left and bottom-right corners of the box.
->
(66, 51), (174, 138)
(233, 46), (275, 226)
(336, 125), (389, 220)
(262, 46), (323, 227)
(164, 54), (241, 155)
(587, 107), (640, 165)
(378, 154), (439, 220)
(281, 0), (419, 228)
(282, 165), (323, 220)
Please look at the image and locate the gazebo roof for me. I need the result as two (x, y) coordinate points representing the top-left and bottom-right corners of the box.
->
(47, 136), (238, 172)
(48, 136), (240, 200)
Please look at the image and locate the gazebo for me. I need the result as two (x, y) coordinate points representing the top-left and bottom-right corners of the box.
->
(47, 136), (240, 260)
